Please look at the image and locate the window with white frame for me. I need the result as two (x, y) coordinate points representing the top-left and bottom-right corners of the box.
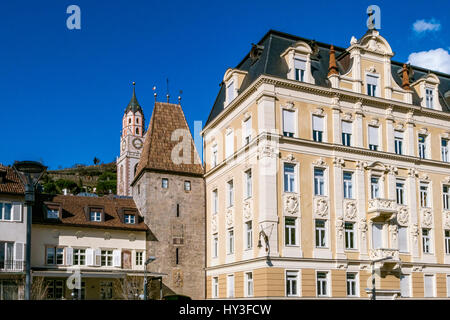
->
(424, 274), (435, 297)
(124, 214), (135, 224)
(0, 242), (15, 270)
(46, 247), (64, 265)
(245, 272), (254, 297)
(227, 180), (234, 208)
(418, 135), (427, 159)
(370, 176), (380, 199)
(227, 228), (234, 254)
(343, 172), (353, 199)
(442, 139), (449, 162)
(245, 221), (253, 250)
(445, 230), (450, 255)
(341, 121), (352, 146)
(422, 228), (432, 253)
(315, 219), (327, 248)
(294, 58), (306, 82)
(346, 273), (358, 297)
(211, 144), (218, 167)
(286, 271), (299, 297)
(396, 180), (405, 205)
(212, 189), (218, 214)
(73, 249), (86, 266)
(135, 251), (143, 266)
(285, 217), (297, 246)
(46, 279), (65, 300)
(0, 203), (11, 221)
(368, 125), (379, 151)
(226, 80), (235, 104)
(394, 130), (403, 155)
(284, 163), (296, 193)
(46, 208), (59, 219)
(314, 168), (325, 196)
(283, 109), (295, 137)
(400, 274), (411, 297)
(366, 74), (378, 97)
(312, 115), (324, 142)
(184, 181), (191, 191)
(225, 130), (234, 158)
(420, 183), (429, 207)
(227, 274), (234, 298)
(345, 222), (355, 249)
(243, 117), (252, 145)
(212, 277), (219, 298)
(213, 233), (218, 258)
(425, 88), (434, 109)
(245, 169), (252, 199)
(443, 185), (449, 210)
(316, 272), (329, 297)
(101, 250), (113, 266)
(90, 211), (101, 222)
(372, 223), (383, 249)
(398, 226), (408, 253)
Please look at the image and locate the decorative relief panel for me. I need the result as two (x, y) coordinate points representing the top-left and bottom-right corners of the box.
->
(336, 216), (344, 239)
(389, 223), (398, 241)
(421, 208), (433, 228)
(397, 206), (409, 226)
(314, 196), (329, 218)
(211, 215), (218, 233)
(243, 200), (252, 220)
(226, 208), (234, 227)
(343, 200), (357, 221)
(283, 194), (299, 216)
(444, 211), (450, 229)
(411, 224), (419, 243)
(312, 157), (328, 167)
(359, 218), (368, 240)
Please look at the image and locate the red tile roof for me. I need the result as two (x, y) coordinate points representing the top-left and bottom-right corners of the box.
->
(0, 165), (24, 195)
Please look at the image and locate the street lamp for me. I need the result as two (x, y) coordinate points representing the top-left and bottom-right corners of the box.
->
(13, 161), (46, 300)
(143, 256), (156, 300)
(370, 256), (393, 300)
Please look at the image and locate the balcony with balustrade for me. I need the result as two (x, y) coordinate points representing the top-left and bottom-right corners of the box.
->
(368, 198), (397, 221)
(0, 260), (25, 273)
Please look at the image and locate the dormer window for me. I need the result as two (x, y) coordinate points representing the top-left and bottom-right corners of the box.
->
(226, 80), (235, 104)
(47, 209), (59, 219)
(366, 75), (378, 97)
(85, 206), (104, 222)
(425, 88), (434, 108)
(44, 202), (61, 220)
(294, 58), (306, 82)
(124, 214), (135, 224)
(90, 211), (102, 222)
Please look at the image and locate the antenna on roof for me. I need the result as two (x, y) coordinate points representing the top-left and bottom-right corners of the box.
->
(166, 78), (170, 103)
(153, 86), (157, 103)
(178, 90), (183, 105)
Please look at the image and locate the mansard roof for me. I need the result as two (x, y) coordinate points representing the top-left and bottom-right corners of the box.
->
(205, 29), (450, 126)
(133, 102), (203, 182)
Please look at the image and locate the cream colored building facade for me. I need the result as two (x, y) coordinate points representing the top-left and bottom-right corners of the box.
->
(202, 29), (450, 299)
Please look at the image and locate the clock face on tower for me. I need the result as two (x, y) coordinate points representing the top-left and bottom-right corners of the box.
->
(132, 138), (143, 149)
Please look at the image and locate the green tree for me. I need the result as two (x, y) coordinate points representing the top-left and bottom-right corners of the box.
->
(96, 171), (117, 195)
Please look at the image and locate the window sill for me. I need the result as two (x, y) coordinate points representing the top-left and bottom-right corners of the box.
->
(285, 244), (300, 248)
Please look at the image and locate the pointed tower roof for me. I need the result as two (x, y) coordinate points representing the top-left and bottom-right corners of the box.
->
(125, 82), (143, 114)
(133, 102), (203, 183)
(328, 45), (339, 77)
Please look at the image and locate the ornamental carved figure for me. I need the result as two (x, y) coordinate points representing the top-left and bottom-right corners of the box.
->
(421, 209), (433, 227)
(226, 209), (234, 226)
(445, 211), (450, 229)
(411, 224), (419, 243)
(284, 195), (299, 215)
(211, 215), (218, 232)
(389, 224), (398, 241)
(314, 197), (329, 218)
(243, 201), (252, 220)
(344, 201), (357, 221)
(336, 216), (344, 239)
(359, 218), (368, 240)
(173, 269), (183, 288)
(397, 207), (409, 226)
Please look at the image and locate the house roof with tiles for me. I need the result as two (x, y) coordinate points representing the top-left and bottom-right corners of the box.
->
(0, 165), (24, 195)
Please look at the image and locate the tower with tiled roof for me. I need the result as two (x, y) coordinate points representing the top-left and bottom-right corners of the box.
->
(131, 101), (205, 299)
(117, 82), (145, 196)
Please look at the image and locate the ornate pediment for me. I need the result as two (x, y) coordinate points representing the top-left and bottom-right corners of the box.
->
(358, 30), (393, 56)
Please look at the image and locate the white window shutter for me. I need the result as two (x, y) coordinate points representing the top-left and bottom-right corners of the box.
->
(424, 275), (434, 297)
(12, 203), (22, 222)
(94, 249), (102, 266)
(14, 242), (24, 261)
(312, 115), (324, 131)
(372, 224), (382, 249)
(113, 249), (122, 267)
(368, 126), (379, 145)
(294, 58), (306, 70)
(342, 121), (352, 134)
(66, 247), (73, 266)
(283, 110), (295, 134)
(86, 248), (94, 266)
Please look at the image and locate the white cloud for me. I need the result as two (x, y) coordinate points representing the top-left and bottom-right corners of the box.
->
(408, 48), (450, 74)
(412, 19), (441, 33)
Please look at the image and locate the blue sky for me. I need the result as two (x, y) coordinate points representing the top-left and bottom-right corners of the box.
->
(0, 0), (448, 169)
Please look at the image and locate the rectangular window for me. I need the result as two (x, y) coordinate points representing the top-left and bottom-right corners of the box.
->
(101, 250), (113, 266)
(211, 145), (218, 167)
(315, 220), (327, 248)
(135, 251), (143, 266)
(226, 80), (235, 103)
(212, 189), (218, 214)
(447, 276), (450, 297)
(227, 228), (234, 254)
(420, 183), (429, 207)
(285, 218), (297, 246)
(283, 110), (295, 137)
(396, 181), (405, 205)
(46, 280), (65, 300)
(341, 121), (352, 146)
(424, 275), (435, 297)
(312, 115), (324, 142)
(74, 249), (86, 266)
(399, 227), (408, 253)
(345, 222), (355, 249)
(212, 277), (219, 298)
(444, 185), (449, 210)
(245, 272), (253, 297)
(90, 211), (101, 222)
(314, 168), (325, 196)
(422, 229), (431, 253)
(368, 126), (379, 151)
(243, 117), (252, 145)
(366, 75), (378, 97)
(227, 180), (234, 208)
(418, 135), (426, 159)
(372, 223), (383, 249)
(394, 131), (403, 155)
(346, 273), (357, 297)
(343, 172), (353, 199)
(316, 272), (328, 297)
(213, 233), (218, 258)
(162, 178), (168, 189)
(284, 164), (296, 193)
(400, 275), (410, 298)
(46, 247), (64, 265)
(47, 209), (59, 219)
(245, 221), (253, 250)
(425, 88), (434, 109)
(371, 177), (380, 199)
(442, 139), (449, 162)
(0, 203), (12, 221)
(184, 181), (191, 191)
(245, 170), (252, 199)
(100, 281), (113, 300)
(225, 131), (234, 158)
(294, 58), (306, 82)
(124, 214), (135, 224)
(445, 230), (450, 255)
(286, 271), (299, 297)
(227, 275), (234, 298)
(0, 242), (14, 270)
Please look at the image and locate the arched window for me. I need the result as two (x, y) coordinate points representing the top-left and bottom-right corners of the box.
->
(136, 128), (139, 135)
(136, 118), (139, 124)
(128, 118), (131, 124)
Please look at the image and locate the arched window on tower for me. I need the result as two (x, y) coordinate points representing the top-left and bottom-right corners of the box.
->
(128, 118), (131, 124)
(136, 118), (139, 124)
(136, 128), (139, 135)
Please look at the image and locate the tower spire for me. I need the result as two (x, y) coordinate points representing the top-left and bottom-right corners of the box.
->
(125, 81), (143, 114)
